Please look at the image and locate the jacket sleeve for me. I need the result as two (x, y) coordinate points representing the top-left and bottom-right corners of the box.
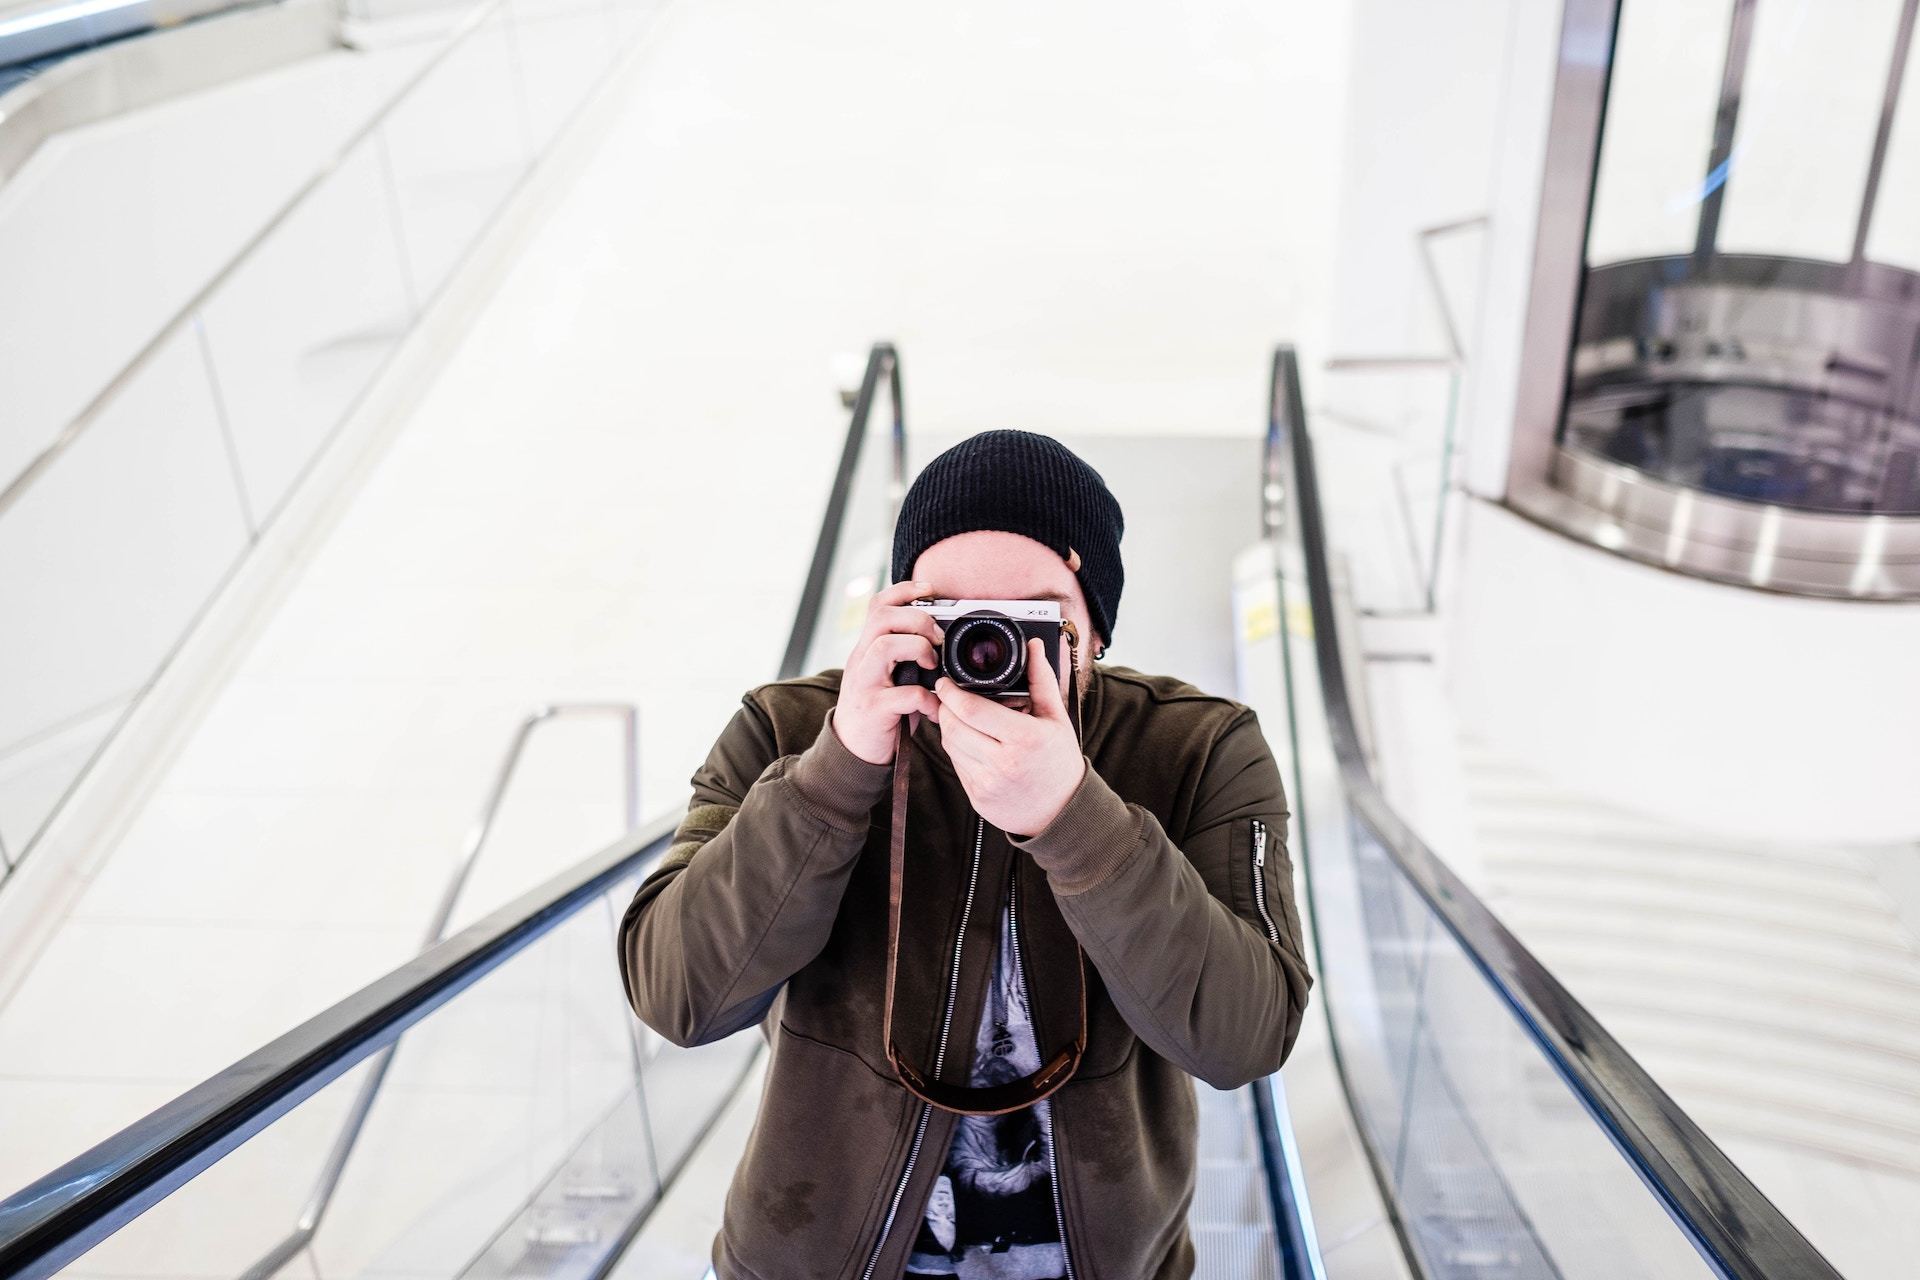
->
(616, 695), (892, 1047)
(1008, 708), (1313, 1090)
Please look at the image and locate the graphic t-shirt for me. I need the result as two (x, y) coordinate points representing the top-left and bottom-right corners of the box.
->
(905, 891), (1069, 1280)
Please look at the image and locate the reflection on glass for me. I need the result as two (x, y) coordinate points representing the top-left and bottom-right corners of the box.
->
(1564, 0), (1920, 516)
(200, 141), (415, 524)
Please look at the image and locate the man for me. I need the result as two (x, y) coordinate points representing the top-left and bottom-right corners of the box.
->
(618, 430), (1312, 1279)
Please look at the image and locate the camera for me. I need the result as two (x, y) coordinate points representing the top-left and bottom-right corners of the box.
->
(890, 598), (1064, 700)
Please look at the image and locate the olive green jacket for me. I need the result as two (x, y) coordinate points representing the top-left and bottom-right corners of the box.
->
(616, 661), (1312, 1279)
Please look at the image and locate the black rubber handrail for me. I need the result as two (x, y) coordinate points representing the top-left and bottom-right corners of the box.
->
(1267, 344), (1842, 1280)
(1250, 1078), (1317, 1280)
(0, 814), (678, 1278)
(0, 342), (905, 1279)
(780, 342), (902, 679)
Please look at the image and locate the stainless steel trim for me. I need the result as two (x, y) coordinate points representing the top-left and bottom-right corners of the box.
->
(1568, 256), (1920, 421)
(1504, 0), (1622, 504)
(1513, 1), (1920, 594)
(1515, 444), (1920, 597)
(1853, 0), (1920, 268)
(241, 701), (640, 1280)
(1693, 0), (1756, 262)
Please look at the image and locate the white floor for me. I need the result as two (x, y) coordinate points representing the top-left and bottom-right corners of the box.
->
(0, 0), (1350, 1235)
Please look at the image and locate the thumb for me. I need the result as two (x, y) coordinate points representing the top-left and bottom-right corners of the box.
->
(1028, 637), (1068, 720)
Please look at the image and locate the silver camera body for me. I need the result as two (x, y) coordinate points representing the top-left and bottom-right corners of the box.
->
(890, 598), (1064, 700)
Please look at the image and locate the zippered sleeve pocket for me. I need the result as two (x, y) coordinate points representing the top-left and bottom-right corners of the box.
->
(1228, 814), (1301, 956)
(1248, 817), (1284, 945)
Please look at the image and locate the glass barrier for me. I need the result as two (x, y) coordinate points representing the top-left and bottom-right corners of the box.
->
(1264, 379), (1738, 1279)
(0, 0), (665, 879)
(1563, 0), (1920, 516)
(35, 861), (755, 1279)
(1314, 216), (1483, 615)
(1312, 359), (1461, 616)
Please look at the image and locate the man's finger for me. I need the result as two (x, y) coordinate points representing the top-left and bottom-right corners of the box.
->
(937, 707), (998, 766)
(877, 683), (940, 720)
(933, 678), (1029, 742)
(862, 633), (938, 684)
(1027, 637), (1068, 720)
(874, 579), (934, 609)
(857, 605), (943, 652)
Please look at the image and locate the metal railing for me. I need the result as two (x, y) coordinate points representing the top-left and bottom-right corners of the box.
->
(1264, 342), (1843, 1280)
(780, 341), (906, 679)
(241, 702), (639, 1280)
(1319, 215), (1488, 614)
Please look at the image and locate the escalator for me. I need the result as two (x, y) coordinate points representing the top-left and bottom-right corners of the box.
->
(0, 344), (1839, 1280)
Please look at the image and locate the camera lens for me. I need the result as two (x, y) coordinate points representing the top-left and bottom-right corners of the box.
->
(944, 615), (1022, 690)
(963, 629), (1008, 675)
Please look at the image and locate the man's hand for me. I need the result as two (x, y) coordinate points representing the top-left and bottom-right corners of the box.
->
(832, 580), (945, 766)
(932, 637), (1086, 837)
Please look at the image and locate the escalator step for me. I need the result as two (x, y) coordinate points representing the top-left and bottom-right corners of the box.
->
(1192, 1224), (1281, 1280)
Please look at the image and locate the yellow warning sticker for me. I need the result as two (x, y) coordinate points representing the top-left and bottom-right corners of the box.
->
(1242, 599), (1279, 643)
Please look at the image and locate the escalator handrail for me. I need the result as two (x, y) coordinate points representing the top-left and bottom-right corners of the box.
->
(0, 341), (905, 1278)
(780, 341), (902, 680)
(1269, 344), (1842, 1280)
(0, 813), (679, 1278)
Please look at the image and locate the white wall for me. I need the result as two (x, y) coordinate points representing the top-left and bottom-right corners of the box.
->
(1446, 498), (1920, 843)
(1318, 0), (1567, 507)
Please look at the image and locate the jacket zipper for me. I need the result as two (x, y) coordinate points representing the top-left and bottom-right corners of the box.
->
(859, 816), (986, 1280)
(1007, 859), (1077, 1280)
(1251, 818), (1281, 945)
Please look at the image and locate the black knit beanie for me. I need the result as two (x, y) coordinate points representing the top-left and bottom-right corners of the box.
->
(890, 430), (1125, 645)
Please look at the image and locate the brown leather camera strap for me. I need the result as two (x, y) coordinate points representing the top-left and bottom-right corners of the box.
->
(881, 622), (1090, 1117)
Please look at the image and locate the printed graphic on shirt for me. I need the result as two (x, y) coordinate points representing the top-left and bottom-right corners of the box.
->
(906, 896), (1067, 1280)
